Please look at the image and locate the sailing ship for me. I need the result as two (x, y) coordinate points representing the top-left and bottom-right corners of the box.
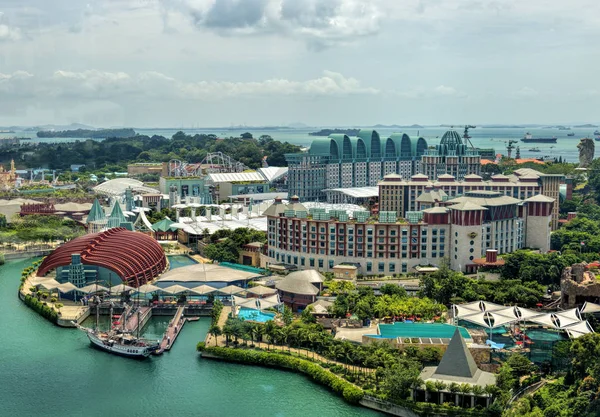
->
(74, 297), (159, 358)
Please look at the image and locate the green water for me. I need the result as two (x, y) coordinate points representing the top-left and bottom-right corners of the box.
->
(1, 259), (380, 417)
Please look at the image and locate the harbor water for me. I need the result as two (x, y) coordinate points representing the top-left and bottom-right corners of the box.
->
(0, 259), (381, 417)
(2, 126), (597, 162)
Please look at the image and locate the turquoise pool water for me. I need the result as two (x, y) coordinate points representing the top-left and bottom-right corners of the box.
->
(526, 329), (566, 342)
(168, 255), (198, 269)
(238, 308), (275, 323)
(378, 323), (471, 339)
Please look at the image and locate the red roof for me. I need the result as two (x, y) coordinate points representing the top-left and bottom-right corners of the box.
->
(37, 228), (167, 287)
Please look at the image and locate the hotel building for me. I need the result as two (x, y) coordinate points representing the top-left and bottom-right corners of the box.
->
(285, 130), (427, 201)
(264, 192), (553, 275)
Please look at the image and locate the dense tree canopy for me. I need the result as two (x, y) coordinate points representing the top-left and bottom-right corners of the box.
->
(0, 131), (301, 171)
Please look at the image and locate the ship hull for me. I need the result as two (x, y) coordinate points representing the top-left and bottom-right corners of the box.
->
(521, 138), (557, 143)
(79, 327), (157, 359)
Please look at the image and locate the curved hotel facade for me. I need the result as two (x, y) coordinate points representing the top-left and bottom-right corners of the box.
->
(264, 193), (553, 275)
(286, 130), (428, 201)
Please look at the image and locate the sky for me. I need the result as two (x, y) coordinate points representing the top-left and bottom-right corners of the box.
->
(0, 0), (599, 127)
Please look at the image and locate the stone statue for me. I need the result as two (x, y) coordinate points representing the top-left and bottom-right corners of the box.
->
(577, 138), (595, 168)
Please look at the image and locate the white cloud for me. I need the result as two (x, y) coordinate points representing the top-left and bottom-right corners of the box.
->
(1, 69), (379, 101)
(160, 0), (382, 48)
(0, 22), (22, 41)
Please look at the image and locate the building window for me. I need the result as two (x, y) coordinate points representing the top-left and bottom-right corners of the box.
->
(401, 263), (407, 273)
(318, 259), (324, 268)
(310, 258), (314, 267)
(367, 262), (372, 272)
(378, 262), (385, 272)
(329, 260), (334, 269)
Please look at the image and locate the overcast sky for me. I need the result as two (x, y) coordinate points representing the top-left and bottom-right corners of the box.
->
(1, 0), (599, 127)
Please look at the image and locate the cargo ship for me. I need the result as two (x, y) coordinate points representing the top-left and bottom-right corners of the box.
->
(521, 133), (557, 143)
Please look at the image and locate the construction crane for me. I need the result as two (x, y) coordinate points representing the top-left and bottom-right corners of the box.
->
(505, 140), (518, 159)
(450, 125), (477, 148)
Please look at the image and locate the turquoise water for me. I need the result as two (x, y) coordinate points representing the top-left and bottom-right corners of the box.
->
(0, 259), (381, 417)
(238, 307), (275, 323)
(378, 322), (471, 339)
(526, 329), (566, 342)
(168, 255), (198, 269)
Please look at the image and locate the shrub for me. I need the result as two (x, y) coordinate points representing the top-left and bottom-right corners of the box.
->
(22, 294), (58, 324)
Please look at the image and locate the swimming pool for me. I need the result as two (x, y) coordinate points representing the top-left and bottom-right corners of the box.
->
(526, 329), (566, 342)
(168, 255), (198, 270)
(238, 308), (275, 323)
(378, 323), (471, 339)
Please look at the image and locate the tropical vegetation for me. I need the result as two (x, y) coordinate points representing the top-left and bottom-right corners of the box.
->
(0, 215), (85, 246)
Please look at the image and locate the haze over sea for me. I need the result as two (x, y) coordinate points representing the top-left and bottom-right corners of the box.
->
(2, 126), (598, 163)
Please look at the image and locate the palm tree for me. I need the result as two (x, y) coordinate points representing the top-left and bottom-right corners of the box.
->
(459, 383), (472, 407)
(222, 325), (233, 347)
(471, 385), (485, 407)
(448, 382), (460, 406)
(208, 324), (222, 346)
(434, 381), (447, 404)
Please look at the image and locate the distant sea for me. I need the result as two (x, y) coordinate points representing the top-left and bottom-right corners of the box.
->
(2, 126), (598, 163)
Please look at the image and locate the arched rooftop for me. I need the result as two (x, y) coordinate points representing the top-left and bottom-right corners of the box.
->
(308, 130), (427, 160)
(37, 228), (167, 287)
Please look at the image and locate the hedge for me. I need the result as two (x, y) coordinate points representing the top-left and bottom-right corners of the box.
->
(201, 346), (364, 404)
(23, 294), (58, 324)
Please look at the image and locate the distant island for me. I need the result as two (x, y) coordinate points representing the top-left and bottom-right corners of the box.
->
(37, 128), (136, 139)
(372, 124), (423, 129)
(573, 124), (598, 128)
(309, 128), (360, 136)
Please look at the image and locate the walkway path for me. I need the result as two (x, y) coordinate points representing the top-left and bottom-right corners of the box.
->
(206, 306), (372, 373)
(159, 306), (187, 352)
(123, 306), (151, 334)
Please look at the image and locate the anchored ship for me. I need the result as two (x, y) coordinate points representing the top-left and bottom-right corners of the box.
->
(74, 298), (159, 359)
(521, 133), (557, 143)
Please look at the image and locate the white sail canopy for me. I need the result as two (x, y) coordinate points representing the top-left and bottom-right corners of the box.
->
(161, 284), (193, 295)
(459, 310), (517, 329)
(135, 284), (161, 294)
(189, 284), (217, 295)
(56, 282), (78, 293)
(78, 284), (109, 294)
(109, 284), (135, 295)
(38, 279), (61, 290)
(580, 302), (600, 314)
(217, 285), (245, 296)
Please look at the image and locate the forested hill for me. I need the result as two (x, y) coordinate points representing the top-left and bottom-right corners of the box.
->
(37, 128), (136, 138)
(1, 131), (301, 171)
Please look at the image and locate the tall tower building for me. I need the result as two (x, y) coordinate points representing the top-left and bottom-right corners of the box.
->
(421, 131), (481, 180)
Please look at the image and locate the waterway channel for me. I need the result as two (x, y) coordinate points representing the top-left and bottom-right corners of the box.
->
(0, 259), (382, 417)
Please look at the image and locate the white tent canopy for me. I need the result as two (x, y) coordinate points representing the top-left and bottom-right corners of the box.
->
(109, 284), (135, 295)
(56, 282), (78, 293)
(38, 279), (61, 290)
(581, 302), (600, 314)
(460, 310), (517, 329)
(217, 285), (245, 296)
(135, 284), (161, 294)
(78, 284), (109, 294)
(564, 321), (595, 338)
(161, 284), (194, 295)
(189, 284), (217, 295)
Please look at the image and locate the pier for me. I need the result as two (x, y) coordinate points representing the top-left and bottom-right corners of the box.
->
(155, 306), (198, 354)
(122, 306), (152, 335)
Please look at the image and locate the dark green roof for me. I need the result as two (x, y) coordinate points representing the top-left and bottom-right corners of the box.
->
(86, 198), (105, 223)
(107, 202), (127, 228)
(152, 218), (177, 232)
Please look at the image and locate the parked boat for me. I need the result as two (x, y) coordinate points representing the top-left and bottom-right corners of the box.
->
(74, 298), (159, 359)
(528, 147), (541, 152)
(521, 133), (557, 143)
(567, 133), (575, 136)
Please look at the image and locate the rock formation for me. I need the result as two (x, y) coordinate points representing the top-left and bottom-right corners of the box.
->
(577, 138), (595, 168)
(561, 262), (600, 308)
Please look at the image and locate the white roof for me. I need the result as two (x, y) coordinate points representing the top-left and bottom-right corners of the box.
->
(217, 285), (245, 295)
(564, 320), (595, 338)
(161, 284), (193, 295)
(135, 284), (161, 294)
(581, 302), (600, 314)
(324, 186), (379, 198)
(93, 178), (159, 197)
(56, 282), (78, 293)
(208, 172), (265, 183)
(189, 284), (218, 295)
(258, 167), (288, 182)
(459, 310), (517, 328)
(78, 284), (109, 294)
(109, 284), (135, 295)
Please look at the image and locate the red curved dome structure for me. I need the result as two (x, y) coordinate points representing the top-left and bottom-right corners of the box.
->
(37, 228), (167, 287)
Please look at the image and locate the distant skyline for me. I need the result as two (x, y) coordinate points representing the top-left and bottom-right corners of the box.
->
(1, 1), (599, 127)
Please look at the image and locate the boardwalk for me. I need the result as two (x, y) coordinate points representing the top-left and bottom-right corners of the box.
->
(158, 306), (187, 352)
(123, 306), (151, 334)
(205, 306), (373, 373)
